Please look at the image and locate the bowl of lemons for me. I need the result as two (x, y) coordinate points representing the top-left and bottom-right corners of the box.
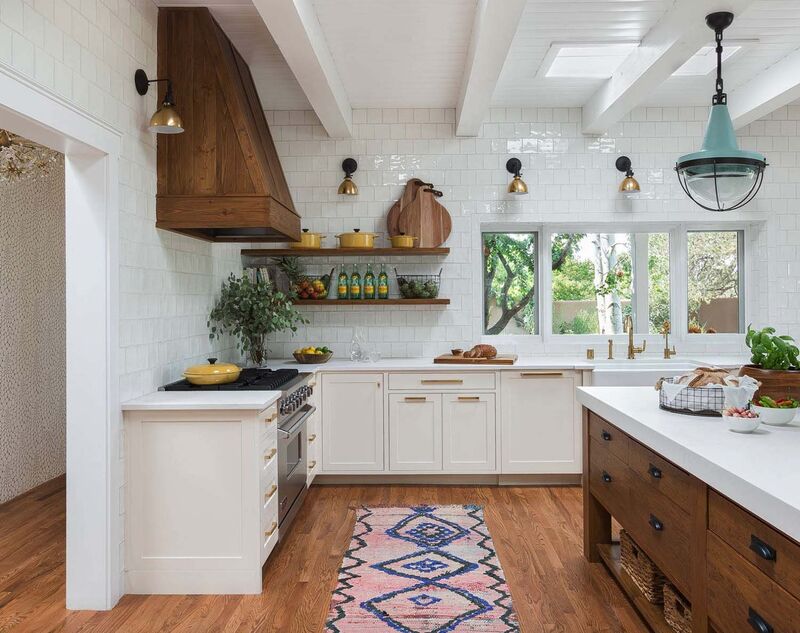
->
(293, 346), (333, 364)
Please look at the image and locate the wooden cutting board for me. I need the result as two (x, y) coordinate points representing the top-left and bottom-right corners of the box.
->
(434, 354), (518, 365)
(398, 187), (452, 248)
(387, 178), (426, 237)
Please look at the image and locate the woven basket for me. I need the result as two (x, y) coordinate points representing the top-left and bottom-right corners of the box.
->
(664, 583), (692, 633)
(620, 530), (666, 604)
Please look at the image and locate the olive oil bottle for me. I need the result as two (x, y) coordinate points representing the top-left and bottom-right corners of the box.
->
(377, 264), (389, 299)
(363, 264), (376, 300)
(337, 265), (349, 300)
(349, 264), (362, 300)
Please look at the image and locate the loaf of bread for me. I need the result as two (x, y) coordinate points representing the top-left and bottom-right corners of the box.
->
(463, 344), (497, 359)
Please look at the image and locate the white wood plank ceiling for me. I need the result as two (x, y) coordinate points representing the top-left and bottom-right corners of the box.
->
(155, 0), (800, 137)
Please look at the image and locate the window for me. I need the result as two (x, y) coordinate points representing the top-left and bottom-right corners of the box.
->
(687, 230), (743, 333)
(551, 232), (670, 335)
(482, 232), (538, 335)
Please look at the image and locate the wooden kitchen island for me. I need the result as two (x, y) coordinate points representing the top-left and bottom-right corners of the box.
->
(577, 386), (800, 633)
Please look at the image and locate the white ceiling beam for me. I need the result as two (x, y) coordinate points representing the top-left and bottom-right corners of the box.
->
(728, 48), (800, 129)
(582, 0), (755, 135)
(251, 0), (352, 138)
(455, 0), (527, 137)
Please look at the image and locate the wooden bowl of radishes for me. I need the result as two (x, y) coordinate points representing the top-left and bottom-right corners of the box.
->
(722, 406), (760, 433)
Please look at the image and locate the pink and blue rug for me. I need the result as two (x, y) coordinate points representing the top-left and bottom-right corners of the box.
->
(325, 505), (519, 632)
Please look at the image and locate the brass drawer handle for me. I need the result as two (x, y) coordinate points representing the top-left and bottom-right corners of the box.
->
(520, 372), (563, 377)
(457, 396), (480, 401)
(405, 396), (427, 402)
(265, 412), (277, 423)
(421, 379), (463, 384)
(308, 433), (317, 443)
(264, 521), (277, 538)
(308, 460), (317, 470)
(264, 484), (277, 502)
(263, 448), (277, 462)
(749, 534), (776, 561)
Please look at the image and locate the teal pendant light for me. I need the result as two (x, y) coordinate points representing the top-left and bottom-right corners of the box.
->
(675, 12), (767, 212)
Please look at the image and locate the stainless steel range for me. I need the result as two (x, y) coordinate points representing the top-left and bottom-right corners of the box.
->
(161, 366), (315, 535)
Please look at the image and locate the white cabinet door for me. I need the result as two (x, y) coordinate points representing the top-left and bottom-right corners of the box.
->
(321, 373), (384, 471)
(389, 394), (442, 471)
(442, 394), (496, 472)
(501, 370), (582, 474)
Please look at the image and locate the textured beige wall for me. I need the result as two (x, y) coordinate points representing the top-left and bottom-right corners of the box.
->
(0, 162), (66, 503)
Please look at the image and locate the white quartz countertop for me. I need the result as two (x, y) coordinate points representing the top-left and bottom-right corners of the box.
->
(576, 386), (800, 542)
(122, 391), (281, 411)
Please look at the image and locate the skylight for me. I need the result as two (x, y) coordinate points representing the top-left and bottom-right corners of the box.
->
(540, 42), (640, 79)
(673, 45), (742, 76)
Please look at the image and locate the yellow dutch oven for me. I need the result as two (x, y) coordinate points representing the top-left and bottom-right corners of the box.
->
(390, 233), (419, 249)
(183, 358), (241, 386)
(336, 228), (379, 249)
(291, 228), (326, 249)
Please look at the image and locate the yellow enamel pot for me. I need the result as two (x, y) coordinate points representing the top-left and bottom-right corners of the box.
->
(291, 229), (326, 249)
(183, 358), (241, 385)
(336, 229), (379, 249)
(390, 233), (419, 249)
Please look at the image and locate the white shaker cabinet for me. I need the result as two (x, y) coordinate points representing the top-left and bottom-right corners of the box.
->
(442, 394), (496, 472)
(500, 370), (582, 474)
(321, 373), (384, 471)
(389, 394), (442, 471)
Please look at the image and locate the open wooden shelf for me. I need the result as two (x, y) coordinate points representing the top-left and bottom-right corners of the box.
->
(292, 298), (449, 306)
(242, 247), (450, 257)
(597, 543), (675, 633)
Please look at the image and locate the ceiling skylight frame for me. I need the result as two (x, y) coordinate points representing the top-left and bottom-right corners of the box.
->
(537, 40), (641, 80)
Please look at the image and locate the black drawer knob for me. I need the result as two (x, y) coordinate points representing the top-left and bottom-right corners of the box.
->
(648, 514), (664, 531)
(601, 430), (612, 441)
(601, 471), (612, 483)
(648, 464), (662, 479)
(749, 534), (777, 562)
(747, 607), (773, 633)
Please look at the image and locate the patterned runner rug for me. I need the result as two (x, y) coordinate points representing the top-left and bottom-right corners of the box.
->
(325, 505), (519, 632)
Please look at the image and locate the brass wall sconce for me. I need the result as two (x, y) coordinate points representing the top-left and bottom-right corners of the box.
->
(616, 156), (640, 194)
(135, 69), (184, 134)
(337, 158), (358, 195)
(506, 158), (528, 195)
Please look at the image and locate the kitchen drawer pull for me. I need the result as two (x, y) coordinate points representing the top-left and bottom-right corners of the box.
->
(601, 430), (612, 441)
(308, 433), (317, 443)
(421, 379), (463, 384)
(648, 464), (662, 479)
(648, 514), (664, 531)
(263, 448), (277, 462)
(264, 484), (277, 502)
(308, 460), (317, 470)
(264, 521), (278, 538)
(601, 471), (612, 483)
(520, 372), (563, 377)
(405, 396), (427, 402)
(749, 534), (777, 561)
(747, 608), (773, 633)
(457, 396), (480, 401)
(265, 412), (277, 423)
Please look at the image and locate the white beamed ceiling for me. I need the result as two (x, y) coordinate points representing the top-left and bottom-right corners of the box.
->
(156, 0), (800, 129)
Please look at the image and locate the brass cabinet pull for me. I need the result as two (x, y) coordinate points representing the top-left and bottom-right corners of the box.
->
(405, 396), (427, 402)
(264, 521), (277, 538)
(457, 396), (480, 401)
(308, 460), (317, 470)
(308, 433), (317, 443)
(421, 379), (463, 384)
(263, 448), (277, 462)
(264, 484), (277, 502)
(265, 412), (277, 423)
(520, 372), (563, 377)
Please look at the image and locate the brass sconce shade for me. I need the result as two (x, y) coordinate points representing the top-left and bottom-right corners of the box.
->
(506, 158), (528, 195)
(615, 156), (640, 193)
(338, 158), (358, 195)
(135, 69), (184, 134)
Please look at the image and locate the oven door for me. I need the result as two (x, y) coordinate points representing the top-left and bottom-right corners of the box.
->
(277, 404), (313, 527)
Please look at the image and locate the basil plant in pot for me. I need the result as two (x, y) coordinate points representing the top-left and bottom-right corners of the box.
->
(208, 272), (307, 367)
(739, 325), (800, 400)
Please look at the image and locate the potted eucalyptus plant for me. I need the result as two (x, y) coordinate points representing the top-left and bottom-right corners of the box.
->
(739, 325), (800, 399)
(208, 272), (307, 366)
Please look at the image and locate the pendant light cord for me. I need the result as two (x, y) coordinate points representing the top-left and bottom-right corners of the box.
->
(712, 27), (727, 105)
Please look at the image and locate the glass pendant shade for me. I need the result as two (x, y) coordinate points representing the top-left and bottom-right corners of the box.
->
(676, 104), (765, 211)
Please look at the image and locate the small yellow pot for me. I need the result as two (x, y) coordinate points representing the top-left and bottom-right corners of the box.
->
(390, 233), (419, 249)
(183, 358), (241, 385)
(336, 229), (379, 249)
(291, 229), (325, 249)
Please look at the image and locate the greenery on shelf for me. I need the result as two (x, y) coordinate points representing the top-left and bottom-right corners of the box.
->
(208, 272), (307, 366)
(745, 325), (800, 370)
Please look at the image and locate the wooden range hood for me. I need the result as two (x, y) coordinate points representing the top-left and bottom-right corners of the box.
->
(155, 7), (300, 242)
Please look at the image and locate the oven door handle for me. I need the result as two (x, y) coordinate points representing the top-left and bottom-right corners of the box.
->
(278, 405), (316, 439)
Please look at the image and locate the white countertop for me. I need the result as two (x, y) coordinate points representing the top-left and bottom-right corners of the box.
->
(576, 386), (800, 542)
(122, 391), (281, 411)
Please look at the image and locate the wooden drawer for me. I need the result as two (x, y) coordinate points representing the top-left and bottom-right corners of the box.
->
(626, 474), (693, 596)
(588, 413), (630, 464)
(588, 438), (631, 522)
(708, 531), (800, 633)
(709, 490), (800, 600)
(628, 438), (697, 512)
(388, 372), (495, 391)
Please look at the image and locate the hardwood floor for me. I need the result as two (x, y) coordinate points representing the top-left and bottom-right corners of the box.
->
(0, 478), (645, 632)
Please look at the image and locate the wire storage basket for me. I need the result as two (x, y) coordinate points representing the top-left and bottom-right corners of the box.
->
(394, 268), (442, 299)
(658, 377), (725, 417)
